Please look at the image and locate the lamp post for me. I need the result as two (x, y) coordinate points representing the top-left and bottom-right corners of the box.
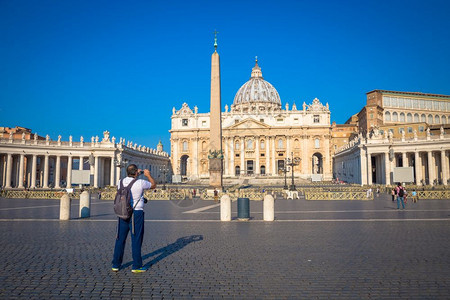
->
(159, 166), (167, 190)
(280, 166), (290, 190)
(286, 152), (301, 191)
(114, 157), (128, 179)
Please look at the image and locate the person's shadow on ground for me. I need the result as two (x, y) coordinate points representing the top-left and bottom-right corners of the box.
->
(122, 235), (203, 269)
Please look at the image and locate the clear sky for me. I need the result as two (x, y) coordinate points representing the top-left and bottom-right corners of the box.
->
(1, 0), (450, 150)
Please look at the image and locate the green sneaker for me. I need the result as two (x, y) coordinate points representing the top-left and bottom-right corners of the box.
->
(131, 267), (147, 273)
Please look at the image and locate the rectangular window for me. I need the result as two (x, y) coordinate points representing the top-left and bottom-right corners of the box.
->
(236, 154), (240, 157)
(261, 153), (265, 157)
(383, 96), (391, 107)
(294, 118), (299, 123)
(182, 119), (188, 126)
(277, 118), (283, 123)
(260, 119), (264, 123)
(398, 98), (404, 107)
(389, 128), (394, 134)
(313, 115), (320, 123)
(398, 128), (404, 134)
(202, 121), (206, 127)
(380, 130), (384, 135)
(419, 126), (424, 132)
(407, 127), (413, 133)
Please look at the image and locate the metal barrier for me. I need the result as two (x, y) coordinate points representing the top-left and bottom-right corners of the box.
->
(305, 191), (373, 200)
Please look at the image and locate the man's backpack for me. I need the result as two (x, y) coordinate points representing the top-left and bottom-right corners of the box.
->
(398, 187), (404, 197)
(114, 178), (139, 220)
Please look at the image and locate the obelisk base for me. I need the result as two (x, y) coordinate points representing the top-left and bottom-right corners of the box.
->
(209, 158), (223, 188)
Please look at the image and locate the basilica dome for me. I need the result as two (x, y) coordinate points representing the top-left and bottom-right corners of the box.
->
(231, 59), (281, 113)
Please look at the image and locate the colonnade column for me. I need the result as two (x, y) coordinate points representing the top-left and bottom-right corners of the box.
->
(5, 154), (12, 188)
(30, 154), (37, 188)
(79, 156), (84, 170)
(66, 156), (72, 187)
(384, 152), (391, 185)
(255, 137), (260, 175)
(43, 155), (49, 188)
(414, 151), (422, 185)
(427, 151), (435, 185)
(94, 156), (99, 188)
(360, 148), (367, 185)
(110, 157), (115, 186)
(240, 137), (245, 175)
(18, 154), (25, 188)
(402, 152), (408, 167)
(367, 152), (372, 185)
(441, 150), (448, 185)
(55, 156), (61, 188)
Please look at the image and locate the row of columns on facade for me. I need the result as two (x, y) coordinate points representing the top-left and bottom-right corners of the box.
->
(176, 136), (327, 176)
(1, 153), (171, 189)
(1, 153), (117, 189)
(366, 149), (449, 185)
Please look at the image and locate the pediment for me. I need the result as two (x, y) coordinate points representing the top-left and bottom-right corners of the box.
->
(226, 118), (270, 130)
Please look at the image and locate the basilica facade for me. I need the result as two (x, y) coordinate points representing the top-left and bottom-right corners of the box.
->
(170, 60), (333, 182)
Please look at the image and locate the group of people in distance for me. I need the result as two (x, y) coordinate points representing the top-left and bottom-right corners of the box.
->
(391, 183), (418, 209)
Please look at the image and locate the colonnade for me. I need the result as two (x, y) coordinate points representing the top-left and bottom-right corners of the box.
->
(0, 152), (171, 189)
(363, 149), (449, 186)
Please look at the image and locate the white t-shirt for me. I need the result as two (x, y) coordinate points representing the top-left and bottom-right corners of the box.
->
(117, 177), (152, 211)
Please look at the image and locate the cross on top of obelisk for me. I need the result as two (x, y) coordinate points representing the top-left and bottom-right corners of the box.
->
(214, 30), (219, 51)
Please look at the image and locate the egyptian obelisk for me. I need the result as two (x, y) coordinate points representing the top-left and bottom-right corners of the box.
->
(209, 31), (223, 188)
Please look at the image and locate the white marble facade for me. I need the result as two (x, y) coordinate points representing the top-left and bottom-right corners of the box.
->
(170, 60), (333, 181)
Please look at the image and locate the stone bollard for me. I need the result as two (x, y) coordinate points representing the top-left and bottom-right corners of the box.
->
(263, 194), (275, 221)
(79, 191), (91, 218)
(220, 194), (231, 221)
(60, 193), (71, 220)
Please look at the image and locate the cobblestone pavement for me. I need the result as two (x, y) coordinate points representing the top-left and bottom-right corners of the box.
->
(0, 193), (450, 299)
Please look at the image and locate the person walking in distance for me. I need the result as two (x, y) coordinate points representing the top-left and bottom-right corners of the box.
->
(112, 164), (156, 273)
(396, 182), (406, 210)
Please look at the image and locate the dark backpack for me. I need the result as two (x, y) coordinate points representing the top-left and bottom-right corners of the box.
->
(398, 187), (404, 197)
(114, 178), (139, 220)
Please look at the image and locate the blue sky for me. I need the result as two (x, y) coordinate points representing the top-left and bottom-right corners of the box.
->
(1, 0), (450, 150)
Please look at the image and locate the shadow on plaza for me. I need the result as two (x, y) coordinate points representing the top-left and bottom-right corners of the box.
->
(122, 235), (204, 269)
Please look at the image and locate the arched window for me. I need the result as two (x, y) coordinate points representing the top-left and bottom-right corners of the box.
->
(435, 115), (440, 124)
(260, 140), (265, 150)
(400, 112), (405, 122)
(385, 111), (391, 121)
(407, 113), (412, 123)
(392, 112), (398, 122)
(414, 114), (419, 122)
(442, 116), (447, 124)
(421, 114), (426, 122)
(278, 139), (283, 148)
(235, 141), (240, 150)
(182, 141), (188, 151)
(202, 141), (207, 151)
(294, 139), (300, 149)
(428, 114), (433, 124)
(315, 139), (320, 149)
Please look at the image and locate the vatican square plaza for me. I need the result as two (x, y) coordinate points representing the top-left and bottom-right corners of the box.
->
(1, 40), (450, 299)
